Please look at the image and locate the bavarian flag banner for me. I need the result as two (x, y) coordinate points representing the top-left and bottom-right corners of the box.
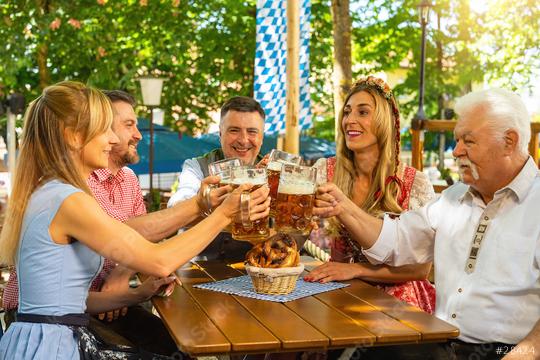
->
(254, 0), (312, 135)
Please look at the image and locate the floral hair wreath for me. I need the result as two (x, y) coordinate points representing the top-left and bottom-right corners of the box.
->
(352, 76), (407, 205)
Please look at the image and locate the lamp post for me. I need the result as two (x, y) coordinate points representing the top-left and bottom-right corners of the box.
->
(138, 77), (165, 208)
(411, 0), (432, 130)
(411, 0), (432, 169)
(0, 94), (25, 175)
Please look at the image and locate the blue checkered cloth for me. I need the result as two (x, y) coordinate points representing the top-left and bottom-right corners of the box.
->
(193, 275), (349, 302)
(254, 0), (312, 135)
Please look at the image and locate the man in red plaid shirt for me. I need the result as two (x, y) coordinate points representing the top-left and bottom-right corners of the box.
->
(2, 90), (214, 356)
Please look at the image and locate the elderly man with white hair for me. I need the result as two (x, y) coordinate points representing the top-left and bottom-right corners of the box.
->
(311, 88), (539, 360)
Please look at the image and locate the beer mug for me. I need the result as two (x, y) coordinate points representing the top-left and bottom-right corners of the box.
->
(204, 158), (241, 231)
(230, 166), (270, 242)
(274, 164), (317, 235)
(266, 150), (302, 216)
(208, 158), (241, 186)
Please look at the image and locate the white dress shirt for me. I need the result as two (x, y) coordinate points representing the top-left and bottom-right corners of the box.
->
(168, 158), (204, 207)
(364, 157), (540, 344)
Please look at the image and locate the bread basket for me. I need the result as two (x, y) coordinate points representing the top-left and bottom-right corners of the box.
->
(245, 263), (304, 295)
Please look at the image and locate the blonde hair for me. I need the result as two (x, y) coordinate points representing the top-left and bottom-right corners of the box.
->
(0, 81), (113, 265)
(332, 81), (403, 218)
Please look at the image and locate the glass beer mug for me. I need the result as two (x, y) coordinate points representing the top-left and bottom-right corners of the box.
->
(230, 166), (270, 242)
(208, 158), (241, 186)
(206, 158), (241, 231)
(266, 149), (302, 217)
(274, 164), (317, 235)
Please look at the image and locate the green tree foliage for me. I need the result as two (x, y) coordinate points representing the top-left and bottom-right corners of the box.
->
(309, 0), (540, 141)
(0, 0), (257, 134)
(0, 0), (538, 141)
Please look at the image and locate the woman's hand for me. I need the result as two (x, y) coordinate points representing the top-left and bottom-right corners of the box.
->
(303, 262), (361, 283)
(217, 184), (270, 221)
(313, 183), (349, 218)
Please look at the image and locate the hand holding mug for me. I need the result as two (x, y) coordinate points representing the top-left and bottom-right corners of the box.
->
(197, 175), (232, 214)
(313, 183), (349, 218)
(217, 183), (270, 222)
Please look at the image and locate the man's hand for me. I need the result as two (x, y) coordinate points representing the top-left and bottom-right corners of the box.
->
(101, 265), (135, 293)
(303, 262), (360, 283)
(196, 175), (232, 215)
(96, 275), (176, 322)
(98, 307), (128, 322)
(98, 265), (135, 322)
(135, 275), (177, 301)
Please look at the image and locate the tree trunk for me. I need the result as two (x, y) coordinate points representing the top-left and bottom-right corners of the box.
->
(37, 44), (50, 90)
(37, 0), (51, 90)
(331, 0), (352, 141)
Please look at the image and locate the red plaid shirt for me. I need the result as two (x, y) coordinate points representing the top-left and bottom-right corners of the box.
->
(2, 167), (146, 310)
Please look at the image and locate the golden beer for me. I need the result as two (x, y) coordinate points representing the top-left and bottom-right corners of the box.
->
(230, 167), (269, 242)
(267, 161), (284, 217)
(274, 182), (315, 235)
(231, 183), (269, 241)
(274, 164), (317, 235)
(266, 150), (302, 217)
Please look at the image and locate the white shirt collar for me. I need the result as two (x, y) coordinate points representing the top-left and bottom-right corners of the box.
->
(458, 156), (538, 204)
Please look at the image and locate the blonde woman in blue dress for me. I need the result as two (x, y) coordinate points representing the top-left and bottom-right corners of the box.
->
(0, 81), (270, 359)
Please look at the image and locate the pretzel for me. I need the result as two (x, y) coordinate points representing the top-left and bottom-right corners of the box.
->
(245, 233), (300, 268)
(279, 247), (296, 267)
(246, 243), (264, 267)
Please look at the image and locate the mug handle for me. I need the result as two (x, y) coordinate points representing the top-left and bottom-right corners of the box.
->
(240, 191), (253, 230)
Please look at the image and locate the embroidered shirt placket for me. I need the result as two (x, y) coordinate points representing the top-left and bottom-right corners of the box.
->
(464, 192), (507, 274)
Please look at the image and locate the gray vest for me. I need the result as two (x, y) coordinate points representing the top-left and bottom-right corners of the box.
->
(195, 148), (264, 177)
(194, 148), (263, 261)
(196, 148), (227, 177)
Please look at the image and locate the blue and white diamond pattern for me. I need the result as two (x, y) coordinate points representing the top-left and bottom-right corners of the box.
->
(254, 0), (312, 135)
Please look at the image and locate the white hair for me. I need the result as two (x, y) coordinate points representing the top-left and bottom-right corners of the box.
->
(454, 88), (531, 155)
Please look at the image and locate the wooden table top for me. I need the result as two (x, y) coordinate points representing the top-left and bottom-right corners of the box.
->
(152, 257), (459, 356)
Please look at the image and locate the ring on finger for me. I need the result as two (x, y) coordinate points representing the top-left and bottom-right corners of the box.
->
(202, 185), (213, 216)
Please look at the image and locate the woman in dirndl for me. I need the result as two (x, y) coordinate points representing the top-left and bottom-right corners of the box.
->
(304, 76), (436, 314)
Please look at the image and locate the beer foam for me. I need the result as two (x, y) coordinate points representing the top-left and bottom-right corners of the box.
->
(231, 176), (267, 186)
(278, 181), (315, 195)
(267, 160), (297, 171)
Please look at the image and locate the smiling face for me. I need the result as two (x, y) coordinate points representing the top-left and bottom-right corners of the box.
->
(341, 91), (379, 153)
(220, 110), (264, 165)
(109, 100), (142, 168)
(453, 108), (506, 188)
(81, 127), (119, 174)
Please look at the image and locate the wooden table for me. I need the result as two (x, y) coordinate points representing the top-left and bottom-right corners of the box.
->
(152, 257), (459, 356)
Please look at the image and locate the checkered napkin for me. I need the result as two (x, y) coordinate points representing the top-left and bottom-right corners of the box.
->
(193, 275), (349, 302)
